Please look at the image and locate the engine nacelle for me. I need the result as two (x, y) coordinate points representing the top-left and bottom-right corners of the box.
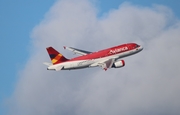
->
(112, 60), (125, 68)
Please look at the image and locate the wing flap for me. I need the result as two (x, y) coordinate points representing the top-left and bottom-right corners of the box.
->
(90, 58), (115, 71)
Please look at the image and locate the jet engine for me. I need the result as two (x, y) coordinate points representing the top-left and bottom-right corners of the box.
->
(112, 60), (125, 68)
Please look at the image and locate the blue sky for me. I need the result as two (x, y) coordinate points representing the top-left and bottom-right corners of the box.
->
(98, 0), (180, 17)
(0, 0), (179, 114)
(0, 0), (56, 114)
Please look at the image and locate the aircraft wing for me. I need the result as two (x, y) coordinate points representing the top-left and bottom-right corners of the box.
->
(64, 46), (92, 55)
(91, 58), (115, 71)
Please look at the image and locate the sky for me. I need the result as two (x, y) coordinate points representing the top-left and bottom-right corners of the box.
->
(0, 0), (180, 115)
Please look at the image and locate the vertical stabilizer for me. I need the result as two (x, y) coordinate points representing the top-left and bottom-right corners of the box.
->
(46, 47), (68, 65)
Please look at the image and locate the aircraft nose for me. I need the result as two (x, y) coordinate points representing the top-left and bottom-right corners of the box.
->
(139, 46), (143, 51)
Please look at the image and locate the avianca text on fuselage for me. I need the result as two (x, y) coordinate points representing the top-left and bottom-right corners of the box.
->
(43, 43), (143, 71)
(109, 46), (128, 54)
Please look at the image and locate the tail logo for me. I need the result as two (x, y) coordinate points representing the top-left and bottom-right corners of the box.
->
(51, 54), (63, 64)
(46, 47), (68, 65)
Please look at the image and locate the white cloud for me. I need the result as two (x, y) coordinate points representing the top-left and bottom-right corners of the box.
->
(10, 0), (180, 115)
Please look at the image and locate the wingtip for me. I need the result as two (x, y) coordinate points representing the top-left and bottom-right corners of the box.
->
(63, 46), (66, 49)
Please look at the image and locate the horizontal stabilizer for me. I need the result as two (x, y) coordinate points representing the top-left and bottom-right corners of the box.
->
(55, 65), (64, 71)
(43, 62), (52, 66)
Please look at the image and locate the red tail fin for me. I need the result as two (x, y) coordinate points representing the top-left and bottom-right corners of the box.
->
(46, 47), (68, 65)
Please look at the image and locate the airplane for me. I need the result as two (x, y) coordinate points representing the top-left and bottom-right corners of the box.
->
(44, 43), (143, 71)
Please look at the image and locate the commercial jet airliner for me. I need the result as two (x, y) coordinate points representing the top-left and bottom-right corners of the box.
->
(44, 43), (143, 71)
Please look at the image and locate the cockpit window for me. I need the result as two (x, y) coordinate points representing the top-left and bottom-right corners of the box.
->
(135, 45), (140, 48)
